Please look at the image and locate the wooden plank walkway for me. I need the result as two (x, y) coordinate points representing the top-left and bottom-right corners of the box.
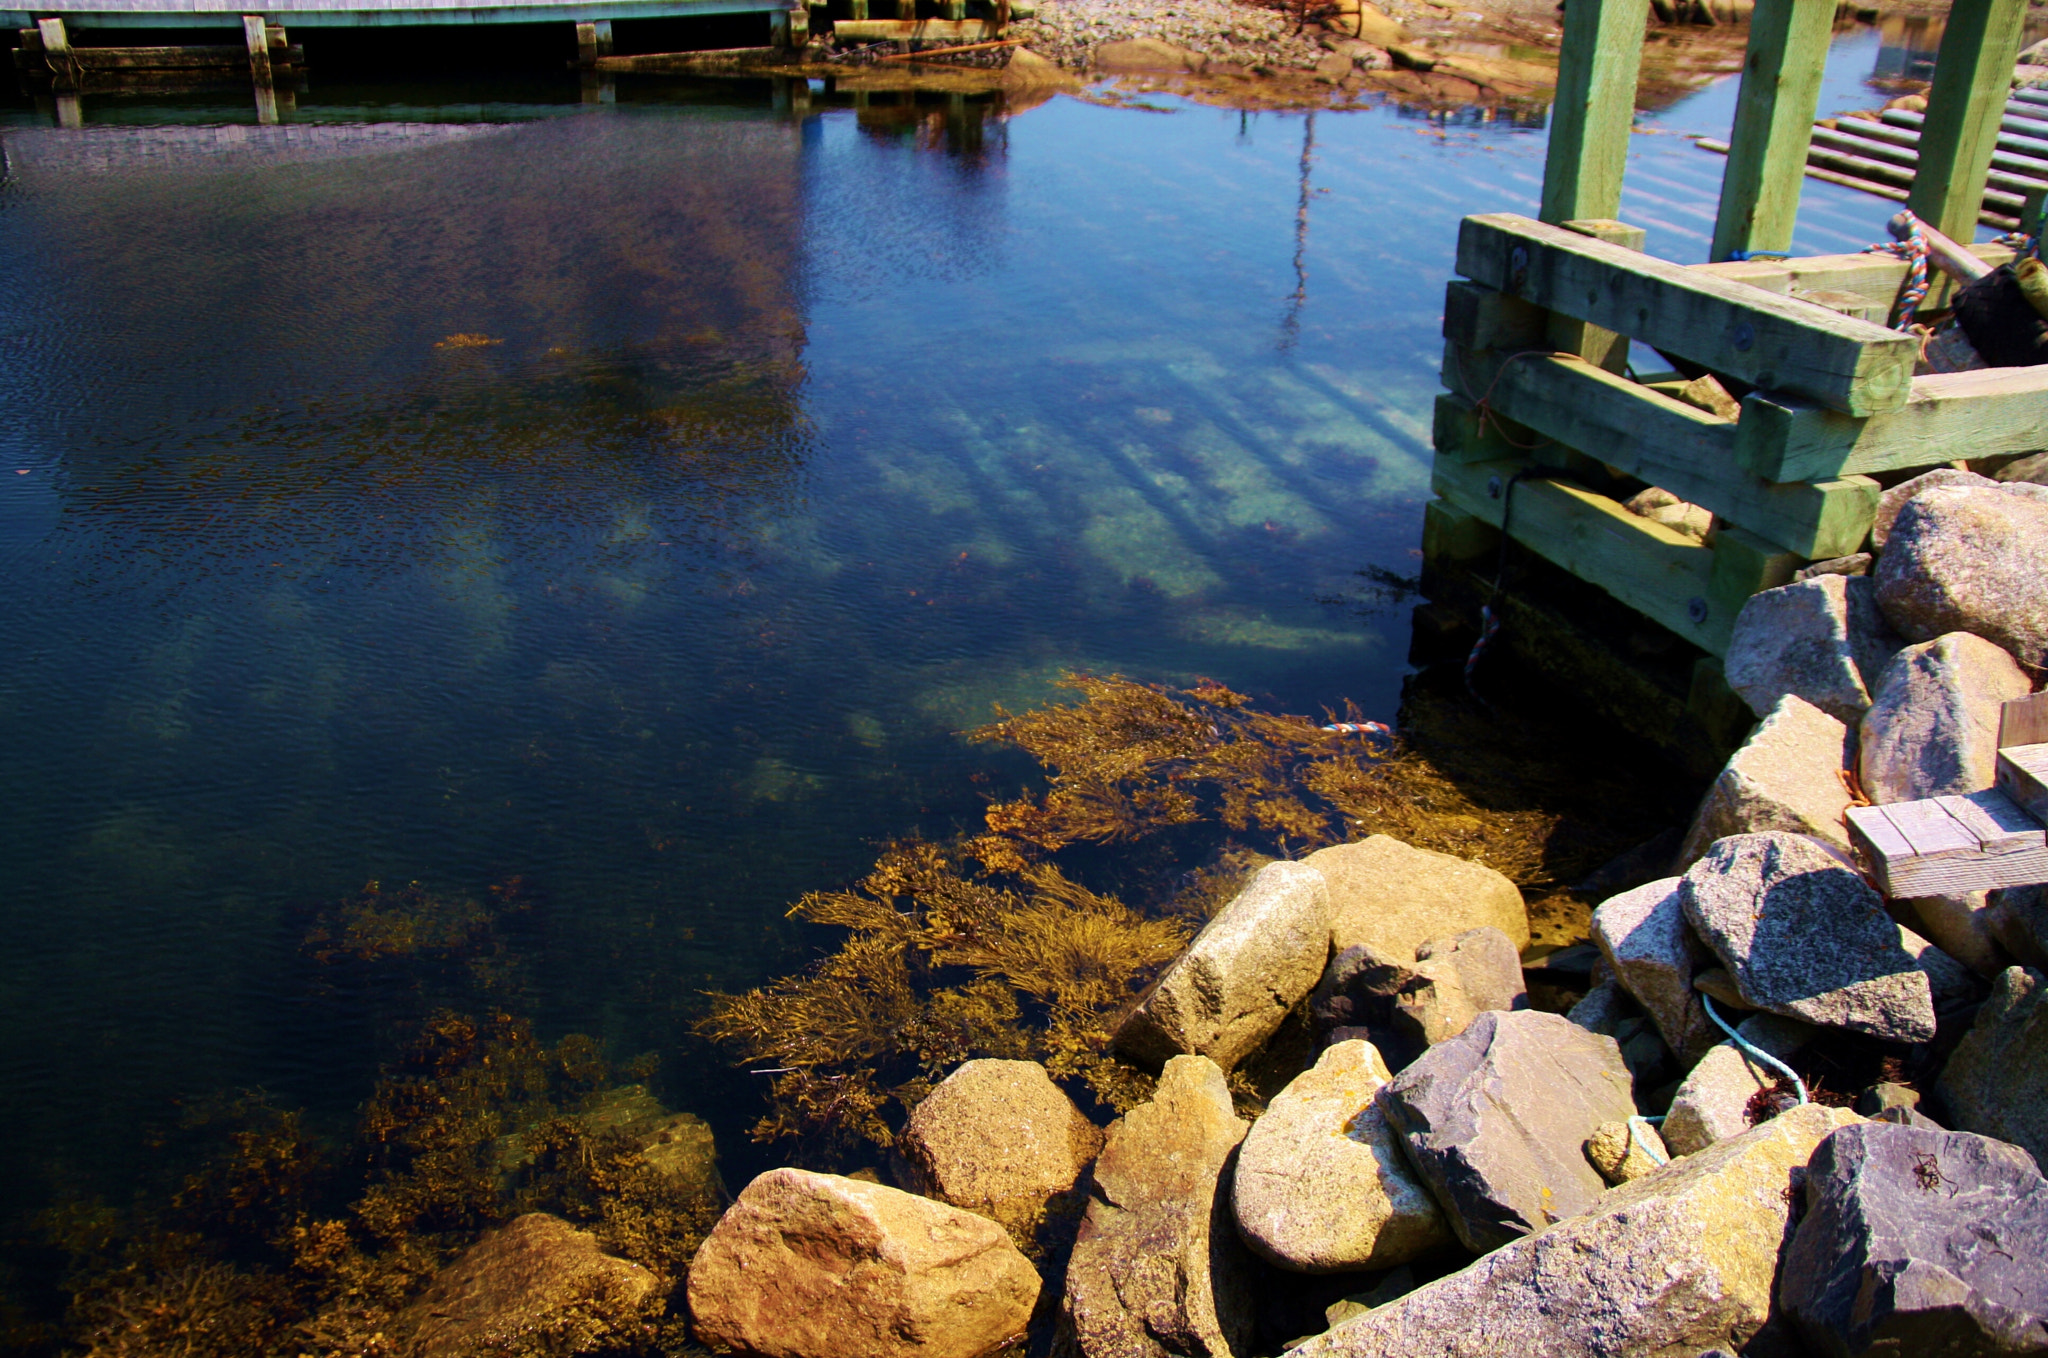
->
(1, 0), (783, 30)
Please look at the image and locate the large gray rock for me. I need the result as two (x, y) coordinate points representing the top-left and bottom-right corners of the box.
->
(1858, 632), (2032, 805)
(1287, 1105), (1863, 1358)
(1115, 860), (1329, 1071)
(1681, 833), (1936, 1043)
(1662, 1011), (1815, 1157)
(687, 1171), (1040, 1358)
(1994, 449), (2048, 487)
(1311, 943), (1426, 1070)
(1379, 1009), (1635, 1254)
(1393, 927), (1526, 1047)
(1061, 1055), (1254, 1358)
(1781, 1122), (2048, 1357)
(1937, 966), (2048, 1166)
(1305, 836), (1528, 963)
(1874, 482), (2048, 668)
(1869, 467), (1996, 551)
(1231, 1040), (1453, 1273)
(1904, 890), (2008, 977)
(1678, 694), (1857, 868)
(895, 1059), (1102, 1242)
(1725, 575), (1900, 724)
(1992, 884), (2048, 970)
(1591, 877), (1716, 1064)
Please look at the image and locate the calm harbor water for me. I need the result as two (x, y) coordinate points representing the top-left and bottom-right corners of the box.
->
(0, 25), (1923, 1228)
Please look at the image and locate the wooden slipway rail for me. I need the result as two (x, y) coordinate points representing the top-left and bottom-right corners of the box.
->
(1421, 0), (2044, 753)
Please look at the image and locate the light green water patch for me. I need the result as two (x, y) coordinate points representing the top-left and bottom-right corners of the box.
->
(1173, 607), (1381, 653)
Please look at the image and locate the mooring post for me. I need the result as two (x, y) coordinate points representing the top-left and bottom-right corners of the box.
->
(1910, 0), (2029, 240)
(849, 0), (868, 17)
(1540, 0), (1650, 224)
(768, 9), (791, 46)
(575, 21), (614, 65)
(243, 14), (279, 123)
(1549, 218), (1647, 371)
(36, 17), (74, 91)
(787, 6), (808, 44)
(1709, 0), (1834, 261)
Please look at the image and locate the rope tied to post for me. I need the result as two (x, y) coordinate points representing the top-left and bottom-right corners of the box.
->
(1863, 209), (1931, 330)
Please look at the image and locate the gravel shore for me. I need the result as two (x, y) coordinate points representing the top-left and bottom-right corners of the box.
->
(1013, 0), (1332, 73)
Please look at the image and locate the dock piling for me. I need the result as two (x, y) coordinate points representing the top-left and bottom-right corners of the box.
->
(1540, 0), (1650, 224)
(1709, 0), (1834, 261)
(1910, 0), (2030, 240)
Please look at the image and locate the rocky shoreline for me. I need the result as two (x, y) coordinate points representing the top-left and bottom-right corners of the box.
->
(376, 468), (2048, 1358)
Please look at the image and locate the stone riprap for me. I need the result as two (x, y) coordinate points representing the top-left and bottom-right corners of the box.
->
(1114, 859), (1329, 1070)
(1590, 876), (1715, 1063)
(1311, 942), (1426, 1070)
(1993, 884), (2048, 970)
(1680, 833), (1936, 1042)
(1781, 1122), (2048, 1357)
(1583, 1117), (1668, 1185)
(1873, 482), (2048, 667)
(1936, 966), (2048, 1167)
(1868, 467), (1996, 551)
(1061, 1055), (1254, 1358)
(1393, 926), (1526, 1047)
(1378, 1009), (1634, 1254)
(894, 1059), (1102, 1241)
(1661, 1011), (1814, 1157)
(1305, 835), (1528, 962)
(1857, 631), (2032, 806)
(1677, 693), (1857, 868)
(1724, 575), (1898, 724)
(1286, 1106), (1862, 1358)
(402, 1213), (663, 1358)
(1231, 1040), (1452, 1272)
(687, 1170), (1040, 1358)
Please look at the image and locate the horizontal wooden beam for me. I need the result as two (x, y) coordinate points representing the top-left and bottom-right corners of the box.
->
(592, 45), (775, 69)
(2001, 744), (2048, 823)
(832, 17), (993, 38)
(1430, 455), (1736, 654)
(1848, 790), (2048, 897)
(1456, 213), (1919, 415)
(1439, 342), (1879, 558)
(1737, 364), (2048, 481)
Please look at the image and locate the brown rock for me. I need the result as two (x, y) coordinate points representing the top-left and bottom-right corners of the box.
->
(1306, 835), (1528, 963)
(1093, 38), (1204, 73)
(1677, 693), (1857, 869)
(1061, 1055), (1254, 1358)
(896, 1059), (1101, 1240)
(401, 1213), (663, 1358)
(688, 1169), (1039, 1358)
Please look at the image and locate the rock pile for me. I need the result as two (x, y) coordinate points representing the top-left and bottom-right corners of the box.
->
(665, 472), (2044, 1358)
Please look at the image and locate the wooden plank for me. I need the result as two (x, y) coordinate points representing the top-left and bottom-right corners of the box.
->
(1553, 219), (1643, 372)
(1884, 798), (1980, 859)
(1456, 213), (1919, 416)
(1824, 117), (2048, 184)
(593, 46), (776, 70)
(1737, 364), (2048, 481)
(1999, 693), (2048, 750)
(1421, 497), (1500, 567)
(1443, 279), (1545, 351)
(2000, 744), (2048, 823)
(1847, 802), (1916, 864)
(1706, 525), (1801, 625)
(1432, 391), (1533, 464)
(1935, 790), (2045, 856)
(1909, 0), (2030, 241)
(1802, 136), (2041, 206)
(1541, 0), (1649, 224)
(63, 44), (306, 69)
(1429, 455), (1732, 653)
(1885, 107), (2048, 163)
(833, 18), (994, 39)
(1849, 798), (2048, 897)
(1710, 0), (1835, 261)
(1440, 340), (1881, 558)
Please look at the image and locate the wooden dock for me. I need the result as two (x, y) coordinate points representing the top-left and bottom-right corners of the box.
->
(3, 0), (786, 30)
(1422, 0), (2044, 754)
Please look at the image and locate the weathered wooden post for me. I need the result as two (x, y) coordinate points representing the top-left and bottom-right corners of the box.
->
(1910, 0), (2029, 240)
(576, 19), (612, 65)
(1709, 0), (1834, 261)
(1541, 0), (1651, 225)
(244, 14), (278, 124)
(768, 9), (791, 46)
(36, 17), (74, 91)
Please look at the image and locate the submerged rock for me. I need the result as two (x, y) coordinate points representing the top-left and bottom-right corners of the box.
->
(1061, 1055), (1254, 1358)
(1680, 833), (1935, 1043)
(1591, 877), (1715, 1063)
(1936, 966), (2048, 1166)
(1286, 1105), (1862, 1358)
(1115, 860), (1329, 1072)
(1857, 631), (2031, 805)
(687, 1169), (1039, 1358)
(1781, 1121), (2048, 1357)
(1379, 1009), (1634, 1254)
(1678, 693), (1856, 868)
(1305, 835), (1528, 964)
(1874, 482), (2048, 667)
(895, 1059), (1101, 1242)
(1231, 1040), (1452, 1273)
(1724, 575), (1899, 724)
(400, 1213), (663, 1358)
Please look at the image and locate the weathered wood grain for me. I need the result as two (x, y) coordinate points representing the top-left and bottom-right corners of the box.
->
(1541, 0), (1649, 224)
(1429, 455), (1732, 653)
(1884, 798), (1980, 858)
(1910, 0), (2031, 240)
(1736, 364), (2048, 481)
(832, 18), (993, 38)
(1710, 0), (1835, 261)
(1999, 693), (2048, 750)
(1849, 794), (2048, 897)
(1439, 340), (1880, 558)
(1456, 214), (1918, 415)
(1936, 790), (2041, 856)
(2000, 744), (2048, 824)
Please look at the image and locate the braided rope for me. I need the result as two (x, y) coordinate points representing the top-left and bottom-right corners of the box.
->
(1701, 993), (1809, 1106)
(1863, 210), (1931, 331)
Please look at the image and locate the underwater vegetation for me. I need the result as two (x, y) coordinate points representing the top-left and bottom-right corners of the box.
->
(702, 672), (1680, 1156)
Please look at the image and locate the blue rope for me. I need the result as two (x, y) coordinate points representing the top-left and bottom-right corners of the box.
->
(1626, 1115), (1668, 1166)
(1701, 993), (1808, 1106)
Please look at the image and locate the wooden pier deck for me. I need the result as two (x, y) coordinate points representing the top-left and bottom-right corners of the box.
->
(4, 0), (783, 30)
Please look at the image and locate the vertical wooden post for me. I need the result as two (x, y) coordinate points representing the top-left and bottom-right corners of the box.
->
(245, 14), (278, 124)
(37, 17), (73, 91)
(786, 6), (808, 44)
(1549, 218), (1646, 372)
(575, 21), (600, 65)
(768, 9), (791, 46)
(53, 93), (83, 127)
(944, 0), (964, 18)
(1541, 0), (1650, 224)
(896, 0), (916, 22)
(1709, 0), (1834, 261)
(1910, 0), (2029, 241)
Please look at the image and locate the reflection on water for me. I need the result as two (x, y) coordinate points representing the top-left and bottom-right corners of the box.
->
(0, 39), (1928, 1263)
